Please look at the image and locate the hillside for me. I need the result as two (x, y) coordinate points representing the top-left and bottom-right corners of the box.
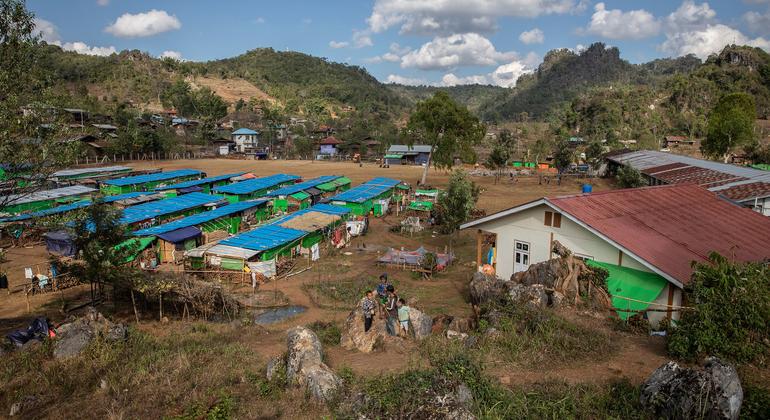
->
(388, 84), (508, 114)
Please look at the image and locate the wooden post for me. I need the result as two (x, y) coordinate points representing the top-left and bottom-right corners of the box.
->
(617, 250), (623, 267)
(476, 229), (483, 270)
(130, 289), (140, 323)
(666, 286), (675, 320)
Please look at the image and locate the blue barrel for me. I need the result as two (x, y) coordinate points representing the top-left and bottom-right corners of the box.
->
(581, 184), (593, 194)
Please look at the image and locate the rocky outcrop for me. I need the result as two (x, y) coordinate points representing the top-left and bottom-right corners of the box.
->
(340, 300), (387, 353)
(53, 307), (127, 359)
(468, 272), (508, 306)
(409, 307), (433, 340)
(640, 358), (743, 420)
(285, 326), (341, 401)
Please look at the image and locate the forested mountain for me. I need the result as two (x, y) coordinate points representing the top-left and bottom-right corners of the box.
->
(388, 84), (508, 114)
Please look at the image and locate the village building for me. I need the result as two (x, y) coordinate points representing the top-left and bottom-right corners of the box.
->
(1, 185), (96, 214)
(267, 175), (350, 212)
(211, 136), (236, 156)
(154, 173), (244, 197)
(460, 184), (770, 326)
(231, 128), (261, 155)
(606, 150), (770, 215)
(319, 136), (342, 156)
(385, 145), (432, 165)
(213, 173), (300, 203)
(329, 177), (401, 217)
(117, 192), (226, 230)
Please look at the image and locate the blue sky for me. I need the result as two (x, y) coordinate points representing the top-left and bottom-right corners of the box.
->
(29, 0), (770, 87)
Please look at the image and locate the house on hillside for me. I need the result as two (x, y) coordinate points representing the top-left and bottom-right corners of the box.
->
(663, 136), (696, 148)
(319, 136), (342, 156)
(211, 136), (236, 156)
(460, 184), (770, 326)
(385, 145), (432, 165)
(231, 128), (261, 154)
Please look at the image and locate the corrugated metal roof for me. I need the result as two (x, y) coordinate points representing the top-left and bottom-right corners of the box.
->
(103, 191), (154, 203)
(267, 204), (350, 226)
(52, 166), (131, 178)
(232, 128), (258, 135)
(103, 169), (203, 186)
(548, 184), (770, 286)
(132, 199), (268, 236)
(120, 192), (221, 225)
(267, 175), (340, 197)
(718, 182), (770, 202)
(366, 177), (401, 187)
(154, 172), (244, 191)
(184, 240), (221, 258)
(4, 185), (96, 206)
(206, 244), (259, 259)
(0, 200), (91, 222)
(607, 150), (770, 202)
(387, 144), (432, 154)
(213, 174), (299, 195)
(220, 224), (306, 252)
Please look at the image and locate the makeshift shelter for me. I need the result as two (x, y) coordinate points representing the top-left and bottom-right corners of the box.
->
(118, 192), (224, 229)
(132, 199), (269, 237)
(316, 176), (352, 196)
(219, 224), (306, 262)
(50, 166), (132, 183)
(157, 226), (202, 263)
(1, 185), (96, 214)
(183, 241), (221, 270)
(154, 172), (244, 196)
(43, 230), (76, 257)
(378, 246), (453, 271)
(114, 236), (157, 265)
(268, 175), (344, 212)
(587, 260), (669, 321)
(100, 169), (204, 195)
(213, 173), (299, 203)
(328, 177), (401, 217)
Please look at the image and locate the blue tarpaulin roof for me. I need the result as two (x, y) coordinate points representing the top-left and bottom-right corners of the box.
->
(267, 175), (341, 197)
(133, 199), (268, 236)
(213, 174), (299, 195)
(232, 128), (258, 135)
(0, 192), (159, 223)
(220, 224), (305, 252)
(154, 172), (244, 191)
(120, 192), (221, 225)
(103, 169), (203, 186)
(157, 226), (201, 243)
(329, 178), (401, 203)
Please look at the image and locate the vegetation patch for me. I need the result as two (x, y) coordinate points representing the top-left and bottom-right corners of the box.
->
(307, 321), (341, 347)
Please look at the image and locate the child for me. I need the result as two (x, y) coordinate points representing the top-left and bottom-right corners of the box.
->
(376, 273), (390, 305)
(397, 298), (410, 336)
(362, 290), (376, 332)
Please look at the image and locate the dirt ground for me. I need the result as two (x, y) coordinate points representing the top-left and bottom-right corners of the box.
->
(1, 158), (656, 393)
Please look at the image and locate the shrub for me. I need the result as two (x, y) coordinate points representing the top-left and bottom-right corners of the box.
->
(307, 321), (341, 346)
(667, 253), (770, 364)
(615, 163), (647, 188)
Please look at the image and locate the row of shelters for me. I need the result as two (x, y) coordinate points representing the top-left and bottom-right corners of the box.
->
(328, 177), (405, 216)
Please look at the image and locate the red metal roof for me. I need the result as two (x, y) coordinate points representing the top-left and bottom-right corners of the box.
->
(718, 182), (770, 201)
(319, 136), (342, 145)
(548, 184), (770, 286)
(641, 162), (688, 175)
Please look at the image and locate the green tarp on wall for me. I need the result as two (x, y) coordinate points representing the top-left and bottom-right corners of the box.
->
(586, 260), (668, 320)
(115, 236), (156, 263)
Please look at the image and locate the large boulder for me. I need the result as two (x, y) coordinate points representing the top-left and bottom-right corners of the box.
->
(468, 272), (508, 306)
(53, 307), (127, 359)
(285, 326), (341, 401)
(409, 307), (433, 340)
(340, 300), (387, 353)
(640, 358), (743, 420)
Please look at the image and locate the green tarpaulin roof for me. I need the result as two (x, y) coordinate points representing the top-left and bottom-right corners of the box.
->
(586, 260), (668, 320)
(316, 176), (352, 191)
(416, 189), (439, 196)
(408, 200), (434, 211)
(290, 191), (310, 200)
(115, 236), (156, 263)
(384, 154), (403, 159)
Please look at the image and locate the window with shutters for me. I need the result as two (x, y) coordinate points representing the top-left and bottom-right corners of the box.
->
(544, 210), (562, 228)
(553, 212), (562, 228)
(544, 211), (552, 226)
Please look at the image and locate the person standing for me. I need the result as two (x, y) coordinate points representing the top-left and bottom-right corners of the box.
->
(362, 290), (376, 332)
(385, 285), (398, 336)
(397, 298), (410, 337)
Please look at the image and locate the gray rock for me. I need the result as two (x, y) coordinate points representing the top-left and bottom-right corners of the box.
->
(448, 317), (477, 333)
(640, 358), (743, 420)
(409, 307), (433, 340)
(285, 326), (341, 401)
(468, 272), (508, 306)
(53, 307), (127, 359)
(455, 383), (474, 406)
(446, 330), (469, 341)
(9, 396), (37, 417)
(266, 355), (284, 381)
(508, 283), (549, 308)
(340, 300), (386, 353)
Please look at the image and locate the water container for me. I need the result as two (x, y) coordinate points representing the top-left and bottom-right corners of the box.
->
(582, 184), (593, 194)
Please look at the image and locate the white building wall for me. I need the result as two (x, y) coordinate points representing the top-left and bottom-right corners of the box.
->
(475, 203), (681, 325)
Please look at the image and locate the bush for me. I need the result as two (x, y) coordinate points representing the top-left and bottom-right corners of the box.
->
(667, 253), (770, 364)
(615, 163), (647, 188)
(307, 321), (341, 346)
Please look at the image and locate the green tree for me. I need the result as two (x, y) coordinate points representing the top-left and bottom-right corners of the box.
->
(407, 91), (486, 185)
(615, 163), (647, 188)
(702, 93), (756, 162)
(70, 201), (137, 303)
(193, 87), (228, 121)
(668, 253), (770, 363)
(485, 143), (510, 184)
(553, 140), (574, 174)
(436, 170), (479, 234)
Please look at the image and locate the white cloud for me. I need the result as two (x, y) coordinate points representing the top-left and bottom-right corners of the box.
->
(400, 33), (516, 70)
(490, 59), (533, 87)
(254, 17), (266, 24)
(441, 73), (490, 86)
(34, 18), (59, 43)
(35, 18), (115, 56)
(97, 0), (109, 5)
(666, 0), (716, 29)
(745, 9), (770, 34)
(385, 74), (429, 85)
(585, 2), (661, 40)
(519, 28), (544, 44)
(160, 50), (183, 60)
(353, 30), (374, 48)
(329, 41), (350, 48)
(661, 23), (770, 59)
(368, 0), (579, 35)
(105, 9), (181, 38)
(365, 43), (411, 63)
(61, 41), (116, 56)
